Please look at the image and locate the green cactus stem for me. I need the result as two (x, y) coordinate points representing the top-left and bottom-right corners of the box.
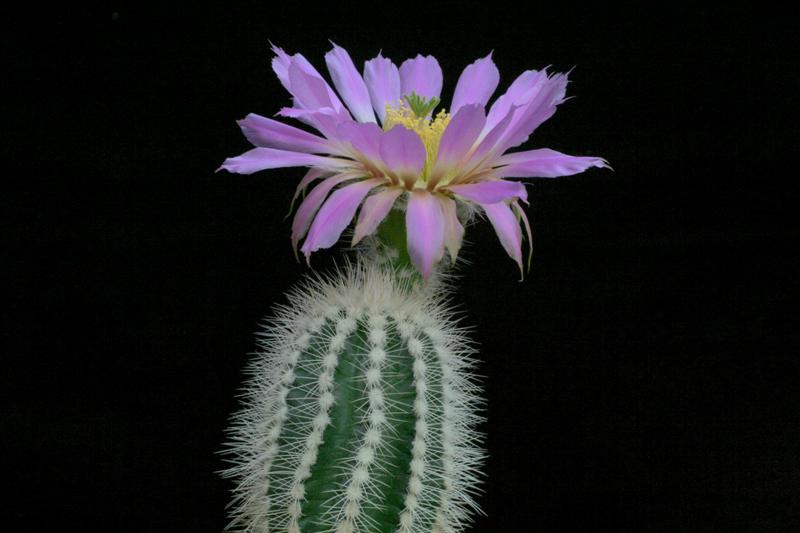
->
(222, 260), (484, 532)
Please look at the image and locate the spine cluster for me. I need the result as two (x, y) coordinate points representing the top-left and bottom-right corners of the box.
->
(222, 263), (484, 532)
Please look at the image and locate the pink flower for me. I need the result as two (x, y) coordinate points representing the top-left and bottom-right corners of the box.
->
(219, 43), (608, 279)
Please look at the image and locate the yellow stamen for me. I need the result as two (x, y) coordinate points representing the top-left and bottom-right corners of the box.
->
(383, 99), (451, 183)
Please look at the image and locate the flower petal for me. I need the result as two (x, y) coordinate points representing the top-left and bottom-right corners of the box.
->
(456, 103), (520, 181)
(364, 53), (401, 124)
(379, 125), (426, 187)
(437, 195), (465, 265)
(291, 167), (330, 205)
(399, 55), (443, 100)
(512, 200), (534, 273)
(494, 71), (569, 153)
(237, 113), (331, 153)
(277, 106), (343, 139)
(484, 69), (549, 134)
(450, 53), (500, 115)
(288, 62), (341, 112)
(406, 190), (445, 279)
(351, 187), (404, 245)
(217, 147), (353, 174)
(447, 180), (528, 204)
(494, 148), (608, 178)
(301, 178), (382, 260)
(271, 44), (346, 115)
(433, 104), (486, 177)
(481, 201), (523, 276)
(336, 121), (384, 164)
(325, 42), (377, 124)
(292, 172), (361, 251)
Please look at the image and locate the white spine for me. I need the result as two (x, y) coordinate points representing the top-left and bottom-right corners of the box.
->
(398, 318), (428, 533)
(336, 313), (388, 533)
(286, 310), (356, 533)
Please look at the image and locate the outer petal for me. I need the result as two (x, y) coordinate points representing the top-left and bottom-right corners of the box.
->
(494, 71), (569, 154)
(494, 148), (608, 178)
(399, 55), (443, 100)
(351, 187), (404, 245)
(301, 178), (382, 259)
(437, 195), (465, 265)
(512, 200), (534, 273)
(325, 43), (377, 124)
(484, 70), (549, 134)
(277, 106), (342, 139)
(291, 172), (361, 250)
(406, 190), (445, 279)
(450, 53), (500, 115)
(432, 104), (486, 178)
(481, 201), (523, 275)
(217, 147), (353, 174)
(237, 113), (331, 153)
(289, 62), (340, 112)
(291, 167), (329, 204)
(269, 43), (293, 93)
(447, 180), (528, 204)
(456, 103), (520, 181)
(271, 44), (345, 114)
(363, 53), (401, 124)
(379, 125), (426, 187)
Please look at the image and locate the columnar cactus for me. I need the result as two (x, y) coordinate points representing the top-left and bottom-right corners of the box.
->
(222, 262), (484, 532)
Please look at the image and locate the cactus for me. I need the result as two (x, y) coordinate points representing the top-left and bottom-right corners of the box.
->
(222, 260), (485, 532)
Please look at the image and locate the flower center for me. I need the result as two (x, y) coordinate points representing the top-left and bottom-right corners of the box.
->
(383, 92), (451, 182)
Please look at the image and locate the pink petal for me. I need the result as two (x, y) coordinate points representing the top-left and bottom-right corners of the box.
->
(379, 125), (426, 187)
(484, 70), (549, 134)
(363, 53), (401, 124)
(457, 103), (520, 179)
(269, 43), (293, 93)
(301, 178), (382, 260)
(447, 180), (528, 204)
(351, 187), (404, 245)
(271, 44), (345, 115)
(277, 106), (344, 139)
(217, 147), (353, 175)
(450, 53), (500, 115)
(292, 172), (362, 251)
(433, 104), (487, 177)
(481, 201), (523, 275)
(291, 173), (355, 244)
(494, 148), (608, 178)
(237, 113), (331, 153)
(437, 195), (465, 265)
(336, 121), (383, 164)
(399, 55), (443, 100)
(512, 201), (534, 273)
(406, 190), (445, 279)
(325, 42), (377, 124)
(494, 71), (569, 153)
(288, 62), (340, 112)
(291, 168), (329, 204)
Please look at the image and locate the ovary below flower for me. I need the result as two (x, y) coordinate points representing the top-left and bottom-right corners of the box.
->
(219, 42), (609, 279)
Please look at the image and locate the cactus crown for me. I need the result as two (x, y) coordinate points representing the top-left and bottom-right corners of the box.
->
(221, 261), (485, 532)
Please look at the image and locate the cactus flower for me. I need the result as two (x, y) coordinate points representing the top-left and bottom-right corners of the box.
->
(219, 43), (607, 278)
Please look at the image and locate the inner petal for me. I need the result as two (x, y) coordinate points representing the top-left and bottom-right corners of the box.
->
(382, 94), (451, 184)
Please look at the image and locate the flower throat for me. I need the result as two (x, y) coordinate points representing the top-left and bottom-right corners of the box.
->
(383, 92), (451, 181)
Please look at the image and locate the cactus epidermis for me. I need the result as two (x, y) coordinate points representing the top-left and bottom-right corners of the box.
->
(222, 261), (485, 533)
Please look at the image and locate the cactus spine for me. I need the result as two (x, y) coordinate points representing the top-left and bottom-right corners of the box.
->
(222, 261), (484, 532)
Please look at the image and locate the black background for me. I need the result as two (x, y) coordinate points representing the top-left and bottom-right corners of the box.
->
(4, 4), (798, 532)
